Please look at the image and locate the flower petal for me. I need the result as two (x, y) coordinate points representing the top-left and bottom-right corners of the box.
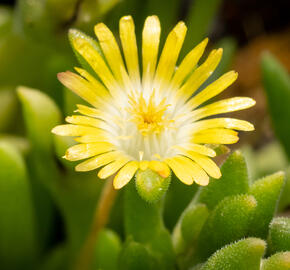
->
(142, 16), (161, 92)
(71, 35), (122, 99)
(149, 160), (170, 178)
(188, 118), (254, 133)
(98, 156), (131, 179)
(75, 151), (120, 171)
(119, 16), (141, 88)
(65, 142), (114, 161)
(187, 70), (238, 109)
(154, 21), (187, 92)
(52, 124), (103, 137)
(184, 152), (221, 179)
(171, 38), (208, 89)
(192, 128), (239, 144)
(113, 161), (139, 189)
(94, 22), (132, 91)
(173, 144), (216, 157)
(176, 48), (223, 101)
(190, 97), (256, 122)
(57, 71), (105, 107)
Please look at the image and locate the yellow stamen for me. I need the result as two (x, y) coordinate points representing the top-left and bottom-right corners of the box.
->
(127, 90), (173, 136)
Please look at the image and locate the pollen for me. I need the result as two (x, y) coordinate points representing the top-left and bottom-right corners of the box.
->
(127, 90), (173, 136)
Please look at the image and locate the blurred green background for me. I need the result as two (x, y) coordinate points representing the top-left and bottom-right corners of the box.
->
(0, 0), (289, 269)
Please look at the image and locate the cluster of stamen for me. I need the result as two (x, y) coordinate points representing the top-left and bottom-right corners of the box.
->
(127, 91), (173, 136)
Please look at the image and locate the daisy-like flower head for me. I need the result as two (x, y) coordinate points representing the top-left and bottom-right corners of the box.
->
(52, 15), (255, 190)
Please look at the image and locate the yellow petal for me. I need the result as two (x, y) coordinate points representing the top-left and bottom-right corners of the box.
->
(154, 21), (187, 91)
(187, 70), (238, 109)
(52, 124), (102, 137)
(113, 161), (139, 189)
(119, 16), (141, 88)
(190, 97), (256, 122)
(94, 22), (132, 91)
(177, 48), (223, 101)
(165, 156), (209, 185)
(149, 160), (170, 178)
(65, 142), (114, 161)
(142, 16), (161, 92)
(171, 38), (208, 88)
(66, 115), (106, 129)
(165, 157), (193, 185)
(173, 144), (216, 157)
(57, 71), (104, 107)
(71, 36), (121, 99)
(139, 160), (149, 170)
(192, 128), (239, 144)
(74, 134), (109, 143)
(76, 104), (105, 119)
(185, 152), (221, 179)
(75, 151), (120, 171)
(190, 118), (254, 132)
(98, 156), (131, 179)
(74, 67), (111, 100)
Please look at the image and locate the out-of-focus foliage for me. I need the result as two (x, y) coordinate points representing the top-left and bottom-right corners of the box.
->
(0, 0), (289, 269)
(261, 52), (290, 159)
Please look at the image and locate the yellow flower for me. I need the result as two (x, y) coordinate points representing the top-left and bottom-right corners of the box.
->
(52, 15), (255, 189)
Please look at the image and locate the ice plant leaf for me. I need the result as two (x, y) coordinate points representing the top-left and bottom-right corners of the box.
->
(0, 142), (37, 269)
(261, 52), (290, 159)
(268, 217), (290, 255)
(279, 168), (290, 211)
(39, 245), (68, 270)
(93, 229), (121, 270)
(197, 150), (250, 209)
(18, 86), (61, 249)
(53, 15), (255, 193)
(197, 194), (257, 260)
(172, 203), (209, 255)
(248, 172), (284, 239)
(200, 238), (266, 270)
(261, 252), (290, 270)
(119, 239), (156, 270)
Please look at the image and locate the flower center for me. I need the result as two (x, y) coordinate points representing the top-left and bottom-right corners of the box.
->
(127, 91), (173, 136)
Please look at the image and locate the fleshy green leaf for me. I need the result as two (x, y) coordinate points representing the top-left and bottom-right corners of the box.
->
(261, 52), (290, 159)
(18, 86), (61, 250)
(0, 88), (18, 132)
(0, 142), (37, 269)
(279, 167), (290, 211)
(197, 195), (257, 260)
(93, 229), (121, 270)
(0, 135), (30, 156)
(172, 204), (209, 255)
(268, 217), (290, 255)
(164, 175), (198, 231)
(261, 252), (290, 270)
(39, 244), (68, 270)
(197, 150), (250, 210)
(119, 239), (156, 270)
(201, 238), (266, 270)
(248, 172), (285, 239)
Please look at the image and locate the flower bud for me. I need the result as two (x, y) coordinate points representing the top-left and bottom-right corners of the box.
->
(135, 168), (171, 203)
